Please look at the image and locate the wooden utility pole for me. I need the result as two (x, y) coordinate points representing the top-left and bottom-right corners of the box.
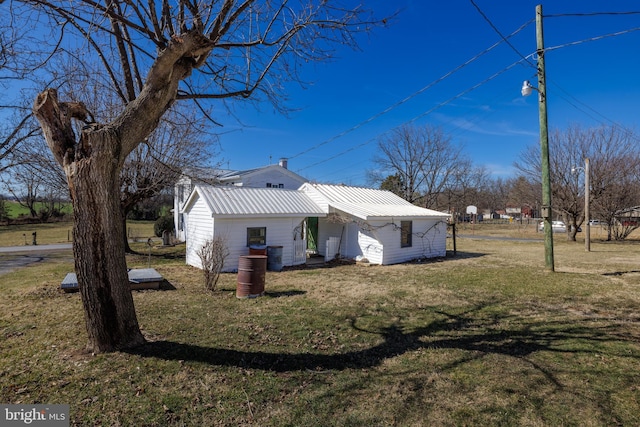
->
(537, 4), (555, 271)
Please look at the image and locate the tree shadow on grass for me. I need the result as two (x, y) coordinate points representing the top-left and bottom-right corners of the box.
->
(159, 280), (177, 291)
(264, 290), (306, 298)
(602, 270), (640, 276)
(125, 304), (637, 382)
(445, 251), (487, 260)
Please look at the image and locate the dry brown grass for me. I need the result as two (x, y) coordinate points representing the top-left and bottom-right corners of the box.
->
(1, 232), (639, 426)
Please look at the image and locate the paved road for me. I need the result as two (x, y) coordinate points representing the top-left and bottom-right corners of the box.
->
(457, 234), (543, 242)
(0, 243), (73, 276)
(0, 243), (73, 253)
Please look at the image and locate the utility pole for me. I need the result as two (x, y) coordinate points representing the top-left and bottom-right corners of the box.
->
(585, 158), (590, 252)
(537, 4), (555, 271)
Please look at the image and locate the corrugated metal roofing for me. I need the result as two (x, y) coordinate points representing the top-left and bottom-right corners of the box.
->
(187, 185), (326, 217)
(305, 184), (450, 220)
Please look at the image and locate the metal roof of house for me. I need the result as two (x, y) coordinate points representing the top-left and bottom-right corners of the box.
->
(184, 185), (326, 218)
(177, 167), (232, 184)
(302, 183), (450, 221)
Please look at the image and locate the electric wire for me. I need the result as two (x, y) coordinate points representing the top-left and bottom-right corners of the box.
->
(295, 10), (640, 179)
(542, 25), (640, 141)
(295, 56), (530, 174)
(545, 26), (640, 52)
(549, 79), (640, 144)
(288, 19), (535, 162)
(545, 11), (640, 18)
(470, 0), (534, 66)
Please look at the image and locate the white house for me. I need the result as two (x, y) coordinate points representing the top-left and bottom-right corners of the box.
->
(181, 183), (451, 272)
(215, 159), (307, 189)
(174, 159), (308, 241)
(182, 185), (325, 272)
(300, 184), (451, 265)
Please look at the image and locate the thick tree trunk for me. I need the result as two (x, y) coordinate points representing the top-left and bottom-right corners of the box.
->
(70, 137), (146, 352)
(32, 32), (212, 352)
(34, 89), (146, 352)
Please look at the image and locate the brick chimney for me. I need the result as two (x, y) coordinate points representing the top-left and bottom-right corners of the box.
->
(278, 158), (288, 169)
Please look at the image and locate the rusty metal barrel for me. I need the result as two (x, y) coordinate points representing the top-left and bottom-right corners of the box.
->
(236, 255), (267, 298)
(249, 245), (267, 256)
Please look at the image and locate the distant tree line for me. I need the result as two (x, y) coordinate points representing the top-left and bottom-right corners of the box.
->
(369, 123), (640, 241)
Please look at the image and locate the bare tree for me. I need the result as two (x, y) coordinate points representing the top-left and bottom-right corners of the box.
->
(1, 8), (53, 170)
(369, 124), (468, 209)
(515, 124), (640, 241)
(120, 109), (216, 252)
(439, 161), (489, 217)
(506, 176), (541, 219)
(0, 113), (41, 173)
(1, 170), (38, 217)
(588, 127), (640, 240)
(6, 0), (380, 352)
(9, 65), (216, 248)
(516, 127), (585, 241)
(486, 177), (511, 214)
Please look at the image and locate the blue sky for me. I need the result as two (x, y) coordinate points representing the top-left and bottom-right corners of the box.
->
(214, 0), (640, 186)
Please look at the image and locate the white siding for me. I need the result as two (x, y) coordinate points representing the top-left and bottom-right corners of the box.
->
(341, 222), (362, 260)
(358, 228), (383, 264)
(380, 219), (447, 265)
(240, 168), (306, 189)
(202, 217), (307, 272)
(316, 217), (344, 258)
(184, 193), (214, 268)
(315, 218), (447, 266)
(174, 177), (193, 242)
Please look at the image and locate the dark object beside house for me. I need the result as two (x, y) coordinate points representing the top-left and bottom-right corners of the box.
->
(267, 245), (283, 271)
(249, 245), (268, 256)
(237, 255), (267, 298)
(60, 268), (164, 293)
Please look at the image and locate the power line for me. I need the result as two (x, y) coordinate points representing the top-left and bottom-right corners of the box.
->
(545, 26), (640, 52)
(289, 19), (534, 162)
(297, 9), (640, 179)
(470, 0), (534, 66)
(546, 11), (640, 18)
(296, 56), (530, 174)
(549, 79), (640, 144)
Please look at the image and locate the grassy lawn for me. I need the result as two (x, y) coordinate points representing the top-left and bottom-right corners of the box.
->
(0, 220), (156, 247)
(1, 235), (639, 425)
(2, 200), (73, 218)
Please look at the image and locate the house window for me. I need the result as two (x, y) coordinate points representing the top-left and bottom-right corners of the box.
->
(247, 227), (266, 246)
(266, 183), (272, 188)
(278, 183), (284, 188)
(401, 221), (412, 248)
